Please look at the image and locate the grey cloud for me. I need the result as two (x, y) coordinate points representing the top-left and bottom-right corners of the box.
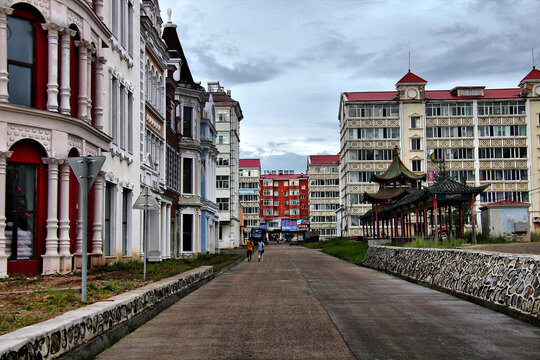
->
(186, 45), (284, 86)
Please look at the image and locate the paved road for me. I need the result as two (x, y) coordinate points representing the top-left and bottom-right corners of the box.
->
(97, 245), (540, 360)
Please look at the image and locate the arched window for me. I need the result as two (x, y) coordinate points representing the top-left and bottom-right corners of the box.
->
(7, 5), (47, 109)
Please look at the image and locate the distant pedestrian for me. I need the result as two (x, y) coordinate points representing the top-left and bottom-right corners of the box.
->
(246, 238), (254, 261)
(257, 240), (265, 262)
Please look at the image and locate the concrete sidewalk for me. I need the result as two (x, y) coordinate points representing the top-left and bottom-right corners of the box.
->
(97, 245), (540, 360)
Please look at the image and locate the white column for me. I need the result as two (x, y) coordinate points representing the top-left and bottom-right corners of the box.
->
(75, 184), (83, 254)
(161, 201), (167, 259)
(86, 44), (95, 122)
(92, 173), (104, 254)
(58, 162), (70, 256)
(42, 23), (62, 112)
(166, 204), (171, 259)
(42, 158), (63, 274)
(75, 40), (89, 120)
(0, 7), (13, 103)
(0, 151), (13, 278)
(59, 28), (76, 115)
(58, 162), (72, 273)
(94, 57), (106, 129)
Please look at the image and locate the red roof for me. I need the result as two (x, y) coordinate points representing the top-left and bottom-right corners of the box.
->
(309, 155), (339, 165)
(239, 158), (260, 168)
(519, 68), (540, 85)
(485, 200), (530, 207)
(345, 88), (521, 102)
(425, 88), (520, 100)
(261, 173), (308, 180)
(344, 91), (398, 101)
(396, 71), (427, 84)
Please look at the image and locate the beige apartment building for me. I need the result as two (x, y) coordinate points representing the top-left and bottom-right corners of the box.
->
(339, 68), (540, 237)
(307, 155), (340, 240)
(239, 159), (261, 244)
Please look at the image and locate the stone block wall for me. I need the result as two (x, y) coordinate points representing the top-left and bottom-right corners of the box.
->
(0, 266), (213, 359)
(364, 246), (540, 322)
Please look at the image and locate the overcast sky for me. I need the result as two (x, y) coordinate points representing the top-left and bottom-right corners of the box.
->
(159, 0), (540, 173)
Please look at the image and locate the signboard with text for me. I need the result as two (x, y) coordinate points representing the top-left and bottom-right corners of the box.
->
(281, 219), (297, 231)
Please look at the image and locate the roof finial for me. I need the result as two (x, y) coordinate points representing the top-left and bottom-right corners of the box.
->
(408, 51), (411, 73)
(532, 48), (536, 69)
(167, 8), (172, 23)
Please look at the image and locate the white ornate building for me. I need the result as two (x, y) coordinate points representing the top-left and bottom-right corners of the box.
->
(0, 0), (143, 277)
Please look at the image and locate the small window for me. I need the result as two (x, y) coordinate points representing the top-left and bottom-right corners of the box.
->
(183, 107), (193, 138)
(412, 160), (421, 172)
(411, 138), (421, 151)
(411, 116), (421, 129)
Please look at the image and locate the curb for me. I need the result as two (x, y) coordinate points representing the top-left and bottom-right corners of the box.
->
(0, 256), (244, 360)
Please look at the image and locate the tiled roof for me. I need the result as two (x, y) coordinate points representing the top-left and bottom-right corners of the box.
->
(363, 188), (412, 203)
(427, 179), (488, 195)
(396, 71), (427, 84)
(484, 200), (530, 207)
(520, 67), (540, 83)
(372, 147), (425, 183)
(426, 88), (521, 100)
(309, 155), (339, 165)
(239, 159), (260, 168)
(344, 91), (398, 102)
(344, 88), (521, 102)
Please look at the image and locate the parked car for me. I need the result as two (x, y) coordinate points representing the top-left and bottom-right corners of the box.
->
(290, 238), (299, 246)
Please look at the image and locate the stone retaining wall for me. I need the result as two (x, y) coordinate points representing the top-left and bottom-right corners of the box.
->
(364, 246), (540, 323)
(0, 266), (213, 359)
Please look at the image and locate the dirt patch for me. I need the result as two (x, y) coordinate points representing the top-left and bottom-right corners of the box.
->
(461, 242), (540, 255)
(0, 254), (240, 335)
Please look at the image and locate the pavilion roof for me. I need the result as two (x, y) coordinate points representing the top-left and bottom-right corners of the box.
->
(363, 187), (414, 203)
(371, 147), (425, 183)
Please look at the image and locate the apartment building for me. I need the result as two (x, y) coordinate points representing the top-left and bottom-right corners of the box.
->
(307, 155), (340, 240)
(210, 82), (243, 249)
(239, 159), (261, 244)
(260, 170), (309, 241)
(339, 69), (540, 237)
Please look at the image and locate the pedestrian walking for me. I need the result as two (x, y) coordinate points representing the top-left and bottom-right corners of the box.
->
(257, 240), (265, 262)
(246, 238), (254, 261)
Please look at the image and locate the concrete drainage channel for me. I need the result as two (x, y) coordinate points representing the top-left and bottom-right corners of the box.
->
(0, 256), (245, 360)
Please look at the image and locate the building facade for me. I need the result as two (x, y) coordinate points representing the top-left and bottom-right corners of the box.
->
(339, 69), (540, 237)
(210, 82), (243, 249)
(260, 171), (309, 241)
(140, 0), (170, 262)
(0, 0), (143, 277)
(307, 155), (340, 240)
(239, 158), (261, 244)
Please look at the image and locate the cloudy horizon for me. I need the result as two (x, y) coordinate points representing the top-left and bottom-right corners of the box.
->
(159, 0), (540, 172)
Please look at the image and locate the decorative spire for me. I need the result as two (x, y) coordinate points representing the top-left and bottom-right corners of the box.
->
(164, 8), (177, 28)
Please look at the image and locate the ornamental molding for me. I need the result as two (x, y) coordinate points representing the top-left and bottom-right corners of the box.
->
(67, 7), (82, 30)
(68, 135), (83, 153)
(85, 142), (98, 156)
(7, 124), (51, 154)
(7, 0), (50, 18)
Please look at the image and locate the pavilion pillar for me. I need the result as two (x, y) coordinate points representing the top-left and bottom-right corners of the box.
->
(471, 198), (476, 244)
(375, 204), (380, 238)
(433, 197), (438, 240)
(459, 203), (464, 237)
(449, 206), (453, 238)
